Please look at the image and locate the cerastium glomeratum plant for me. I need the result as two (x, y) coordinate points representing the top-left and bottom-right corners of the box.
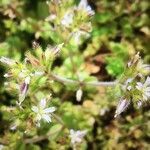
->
(0, 0), (149, 149)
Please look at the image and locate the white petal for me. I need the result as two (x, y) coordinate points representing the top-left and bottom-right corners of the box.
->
(136, 82), (143, 90)
(137, 100), (142, 108)
(74, 137), (82, 143)
(145, 87), (150, 91)
(126, 78), (133, 83)
(42, 114), (51, 123)
(78, 0), (88, 9)
(144, 91), (150, 97)
(43, 107), (56, 113)
(40, 98), (46, 109)
(145, 76), (150, 86)
(143, 94), (148, 101)
(31, 106), (39, 113)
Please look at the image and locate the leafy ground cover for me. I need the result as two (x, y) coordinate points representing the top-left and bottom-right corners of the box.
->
(0, 0), (149, 149)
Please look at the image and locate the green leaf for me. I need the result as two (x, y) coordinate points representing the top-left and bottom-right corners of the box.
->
(95, 12), (113, 23)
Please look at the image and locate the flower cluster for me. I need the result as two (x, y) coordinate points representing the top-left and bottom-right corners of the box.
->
(0, 43), (63, 105)
(0, 43), (64, 127)
(46, 0), (94, 44)
(115, 53), (150, 117)
(0, 1), (94, 143)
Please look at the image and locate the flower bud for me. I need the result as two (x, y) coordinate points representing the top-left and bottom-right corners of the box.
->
(0, 57), (16, 66)
(25, 52), (40, 67)
(127, 52), (140, 68)
(4, 73), (12, 78)
(52, 43), (64, 55)
(114, 98), (130, 118)
(19, 76), (30, 104)
(76, 88), (83, 102)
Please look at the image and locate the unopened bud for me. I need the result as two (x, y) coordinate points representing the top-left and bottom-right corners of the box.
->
(76, 88), (83, 102)
(0, 57), (16, 66)
(4, 73), (12, 78)
(19, 76), (30, 104)
(127, 52), (140, 67)
(114, 98), (130, 118)
(32, 41), (40, 49)
(52, 43), (64, 55)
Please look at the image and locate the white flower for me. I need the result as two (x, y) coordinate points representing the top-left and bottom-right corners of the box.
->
(61, 12), (73, 27)
(78, 0), (95, 16)
(114, 98), (130, 118)
(69, 129), (87, 145)
(136, 76), (150, 101)
(31, 98), (56, 124)
(0, 56), (16, 66)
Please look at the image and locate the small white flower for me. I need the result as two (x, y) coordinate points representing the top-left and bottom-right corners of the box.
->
(114, 98), (130, 118)
(61, 12), (73, 27)
(31, 98), (56, 124)
(136, 76), (150, 101)
(0, 56), (16, 66)
(76, 88), (83, 102)
(69, 129), (87, 145)
(78, 0), (95, 16)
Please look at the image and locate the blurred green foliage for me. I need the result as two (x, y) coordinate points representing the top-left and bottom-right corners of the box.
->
(0, 0), (150, 149)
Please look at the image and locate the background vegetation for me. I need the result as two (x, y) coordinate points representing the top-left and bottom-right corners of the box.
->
(0, 0), (149, 149)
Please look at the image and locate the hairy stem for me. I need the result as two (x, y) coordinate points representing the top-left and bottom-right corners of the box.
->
(50, 73), (117, 86)
(24, 126), (64, 144)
